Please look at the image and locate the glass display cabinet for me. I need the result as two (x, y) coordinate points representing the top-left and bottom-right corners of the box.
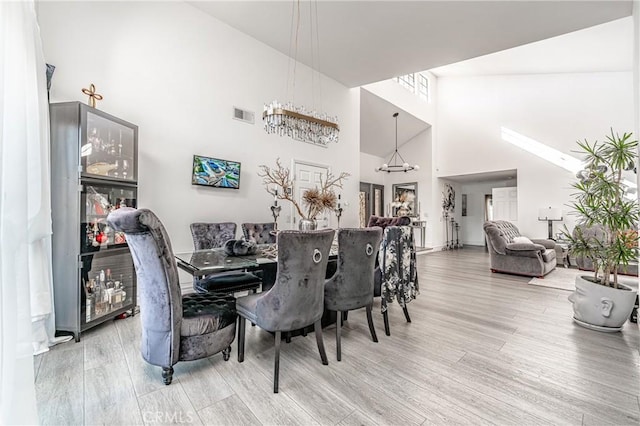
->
(50, 102), (138, 341)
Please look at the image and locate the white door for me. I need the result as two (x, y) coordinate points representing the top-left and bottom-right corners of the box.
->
(492, 187), (518, 221)
(293, 161), (330, 229)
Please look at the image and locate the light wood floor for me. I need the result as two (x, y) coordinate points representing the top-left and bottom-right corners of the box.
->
(35, 247), (640, 425)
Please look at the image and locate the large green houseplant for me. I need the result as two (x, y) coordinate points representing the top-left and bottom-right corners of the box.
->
(565, 129), (639, 331)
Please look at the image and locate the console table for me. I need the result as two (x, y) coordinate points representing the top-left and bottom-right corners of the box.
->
(410, 220), (427, 248)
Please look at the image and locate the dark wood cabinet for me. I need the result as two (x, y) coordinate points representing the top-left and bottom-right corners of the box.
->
(50, 102), (138, 341)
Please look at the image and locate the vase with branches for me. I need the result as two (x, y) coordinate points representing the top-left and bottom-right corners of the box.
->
(258, 159), (349, 226)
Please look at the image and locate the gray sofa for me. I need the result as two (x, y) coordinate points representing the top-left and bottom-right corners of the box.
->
(572, 223), (639, 276)
(483, 220), (557, 277)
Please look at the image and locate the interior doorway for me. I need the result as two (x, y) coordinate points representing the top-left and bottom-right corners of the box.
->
(484, 194), (493, 249)
(359, 182), (384, 227)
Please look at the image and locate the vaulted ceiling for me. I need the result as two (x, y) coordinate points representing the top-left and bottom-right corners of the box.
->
(189, 0), (632, 88)
(188, 1), (633, 161)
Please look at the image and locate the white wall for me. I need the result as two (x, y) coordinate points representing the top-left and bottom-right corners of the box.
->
(38, 1), (360, 257)
(459, 179), (515, 246)
(437, 72), (634, 237)
(359, 152), (386, 186)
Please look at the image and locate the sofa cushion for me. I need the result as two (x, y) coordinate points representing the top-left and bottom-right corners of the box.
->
(513, 236), (533, 245)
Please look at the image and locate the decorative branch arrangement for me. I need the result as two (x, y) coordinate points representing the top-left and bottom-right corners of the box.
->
(258, 158), (349, 220)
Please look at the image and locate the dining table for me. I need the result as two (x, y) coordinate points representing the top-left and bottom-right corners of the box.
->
(174, 243), (338, 292)
(174, 243), (341, 335)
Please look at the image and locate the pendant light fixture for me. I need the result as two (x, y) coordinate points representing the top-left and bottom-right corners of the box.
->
(263, 0), (339, 146)
(376, 112), (420, 173)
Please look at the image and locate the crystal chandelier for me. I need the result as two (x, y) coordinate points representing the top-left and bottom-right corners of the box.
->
(263, 100), (339, 146)
(376, 112), (420, 173)
(262, 0), (339, 147)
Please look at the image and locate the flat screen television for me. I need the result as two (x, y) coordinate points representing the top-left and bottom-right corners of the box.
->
(192, 155), (241, 189)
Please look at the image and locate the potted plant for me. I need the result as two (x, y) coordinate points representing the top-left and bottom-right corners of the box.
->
(565, 129), (639, 331)
(258, 158), (349, 230)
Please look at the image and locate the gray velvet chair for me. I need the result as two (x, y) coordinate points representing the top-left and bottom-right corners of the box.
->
(190, 222), (261, 294)
(374, 225), (419, 336)
(483, 220), (557, 278)
(324, 228), (382, 361)
(241, 222), (277, 244)
(235, 229), (334, 393)
(367, 215), (411, 228)
(107, 208), (236, 385)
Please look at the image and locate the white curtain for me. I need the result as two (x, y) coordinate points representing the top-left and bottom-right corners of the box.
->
(1, 1), (58, 423)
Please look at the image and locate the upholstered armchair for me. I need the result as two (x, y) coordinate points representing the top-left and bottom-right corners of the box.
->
(572, 223), (639, 276)
(483, 220), (557, 278)
(190, 222), (236, 249)
(324, 228), (382, 361)
(374, 225), (419, 336)
(189, 222), (261, 294)
(107, 208), (236, 385)
(235, 229), (334, 393)
(241, 222), (277, 244)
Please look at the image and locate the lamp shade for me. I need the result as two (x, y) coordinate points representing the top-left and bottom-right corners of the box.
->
(538, 207), (563, 221)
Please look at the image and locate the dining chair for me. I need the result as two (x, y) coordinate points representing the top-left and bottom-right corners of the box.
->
(190, 222), (261, 294)
(374, 225), (419, 336)
(235, 229), (334, 393)
(241, 222), (277, 244)
(324, 228), (382, 361)
(107, 208), (237, 385)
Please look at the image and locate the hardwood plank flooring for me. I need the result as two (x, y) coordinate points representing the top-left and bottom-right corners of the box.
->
(35, 247), (640, 425)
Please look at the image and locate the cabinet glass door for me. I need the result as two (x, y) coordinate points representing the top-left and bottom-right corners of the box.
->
(82, 109), (137, 182)
(81, 183), (137, 253)
(80, 249), (135, 326)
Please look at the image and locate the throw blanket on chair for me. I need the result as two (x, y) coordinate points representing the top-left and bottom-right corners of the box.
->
(379, 226), (419, 312)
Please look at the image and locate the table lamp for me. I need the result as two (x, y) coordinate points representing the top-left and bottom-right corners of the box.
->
(538, 207), (563, 240)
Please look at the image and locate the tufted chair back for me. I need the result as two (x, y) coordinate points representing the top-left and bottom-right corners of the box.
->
(325, 228), (383, 311)
(367, 215), (411, 229)
(241, 222), (276, 244)
(483, 220), (522, 255)
(190, 222), (236, 250)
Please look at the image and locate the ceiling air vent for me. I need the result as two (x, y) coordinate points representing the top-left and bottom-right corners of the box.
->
(232, 107), (255, 124)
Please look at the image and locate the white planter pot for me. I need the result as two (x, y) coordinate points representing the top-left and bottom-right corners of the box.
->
(569, 275), (638, 332)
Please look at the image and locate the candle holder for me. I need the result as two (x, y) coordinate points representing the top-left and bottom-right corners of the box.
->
(270, 204), (282, 231)
(334, 206), (343, 228)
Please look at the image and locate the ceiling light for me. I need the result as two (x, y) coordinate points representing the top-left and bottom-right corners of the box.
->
(376, 112), (419, 173)
(262, 1), (339, 147)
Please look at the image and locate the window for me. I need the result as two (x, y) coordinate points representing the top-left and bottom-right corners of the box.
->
(394, 72), (430, 102)
(417, 73), (429, 101)
(395, 73), (415, 92)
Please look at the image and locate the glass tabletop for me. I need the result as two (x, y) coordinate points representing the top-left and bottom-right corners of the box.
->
(174, 243), (338, 276)
(174, 248), (262, 275)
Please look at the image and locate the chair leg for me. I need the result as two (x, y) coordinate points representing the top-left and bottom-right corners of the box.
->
(383, 311), (390, 336)
(222, 346), (231, 361)
(162, 367), (173, 385)
(237, 316), (246, 362)
(366, 304), (378, 343)
(382, 300), (390, 336)
(314, 320), (329, 365)
(274, 331), (281, 393)
(336, 310), (342, 362)
(403, 305), (412, 323)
